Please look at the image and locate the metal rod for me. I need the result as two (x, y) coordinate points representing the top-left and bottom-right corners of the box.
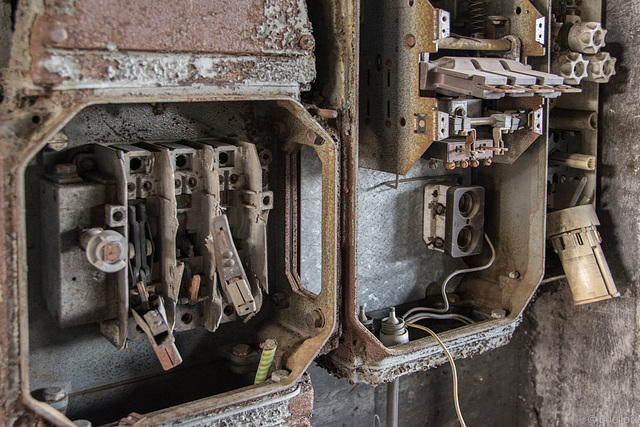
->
(386, 378), (399, 427)
(468, 117), (495, 126)
(437, 37), (512, 51)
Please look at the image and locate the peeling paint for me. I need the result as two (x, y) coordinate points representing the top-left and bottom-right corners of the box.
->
(323, 320), (519, 385)
(253, 0), (313, 53)
(43, 54), (81, 80)
(37, 50), (315, 89)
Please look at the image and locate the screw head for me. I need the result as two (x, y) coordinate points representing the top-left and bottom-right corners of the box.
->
(509, 270), (521, 279)
(299, 34), (315, 50)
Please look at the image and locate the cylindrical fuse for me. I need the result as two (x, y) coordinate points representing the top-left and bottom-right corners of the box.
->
(547, 205), (620, 305)
(549, 150), (596, 171)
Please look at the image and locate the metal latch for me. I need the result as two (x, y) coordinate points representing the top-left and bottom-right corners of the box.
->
(131, 294), (183, 371)
(208, 214), (257, 318)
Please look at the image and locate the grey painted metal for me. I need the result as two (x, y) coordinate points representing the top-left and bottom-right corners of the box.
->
(386, 378), (399, 427)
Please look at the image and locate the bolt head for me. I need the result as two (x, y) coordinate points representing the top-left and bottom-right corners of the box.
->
(305, 309), (325, 328)
(53, 163), (77, 176)
(508, 270), (521, 279)
(232, 343), (251, 357)
(47, 26), (68, 43)
(43, 386), (66, 403)
(491, 309), (507, 318)
(271, 369), (290, 382)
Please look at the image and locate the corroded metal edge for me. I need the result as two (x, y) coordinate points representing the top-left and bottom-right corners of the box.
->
(335, 0), (548, 386)
(322, 319), (519, 386)
(358, 1), (448, 174)
(0, 92), (338, 425)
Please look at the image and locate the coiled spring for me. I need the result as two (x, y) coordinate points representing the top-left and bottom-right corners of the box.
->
(469, 0), (487, 38)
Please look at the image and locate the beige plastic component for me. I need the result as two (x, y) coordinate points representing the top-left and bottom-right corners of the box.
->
(551, 52), (588, 85)
(583, 52), (617, 83)
(549, 150), (596, 171)
(547, 205), (620, 305)
(567, 22), (607, 54)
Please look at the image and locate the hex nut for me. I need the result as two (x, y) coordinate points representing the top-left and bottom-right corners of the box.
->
(271, 292), (290, 309)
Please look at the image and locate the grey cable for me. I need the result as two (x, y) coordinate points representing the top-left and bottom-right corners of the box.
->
(403, 233), (496, 318)
(405, 312), (475, 325)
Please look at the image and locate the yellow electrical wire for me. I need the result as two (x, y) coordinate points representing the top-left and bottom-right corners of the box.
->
(406, 324), (467, 427)
(254, 339), (278, 384)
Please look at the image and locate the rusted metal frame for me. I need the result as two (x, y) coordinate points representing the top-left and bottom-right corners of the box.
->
(334, 0), (551, 382)
(284, 142), (315, 299)
(505, 0), (546, 58)
(327, 319), (519, 385)
(438, 37), (513, 51)
(358, 0), (448, 174)
(338, 131), (549, 380)
(273, 99), (338, 378)
(1, 92), (337, 424)
(27, 0), (316, 88)
(139, 372), (313, 425)
(3, 109), (88, 426)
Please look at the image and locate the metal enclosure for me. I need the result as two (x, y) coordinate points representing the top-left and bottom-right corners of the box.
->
(0, 1), (342, 425)
(0, 0), (614, 424)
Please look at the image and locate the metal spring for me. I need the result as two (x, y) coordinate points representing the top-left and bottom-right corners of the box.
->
(469, 0), (487, 38)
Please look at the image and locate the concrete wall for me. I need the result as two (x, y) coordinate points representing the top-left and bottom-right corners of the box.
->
(310, 1), (640, 425)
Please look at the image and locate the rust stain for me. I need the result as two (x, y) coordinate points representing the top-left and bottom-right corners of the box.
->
(510, 0), (546, 58)
(359, 1), (446, 174)
(41, 0), (268, 55)
(287, 377), (314, 419)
